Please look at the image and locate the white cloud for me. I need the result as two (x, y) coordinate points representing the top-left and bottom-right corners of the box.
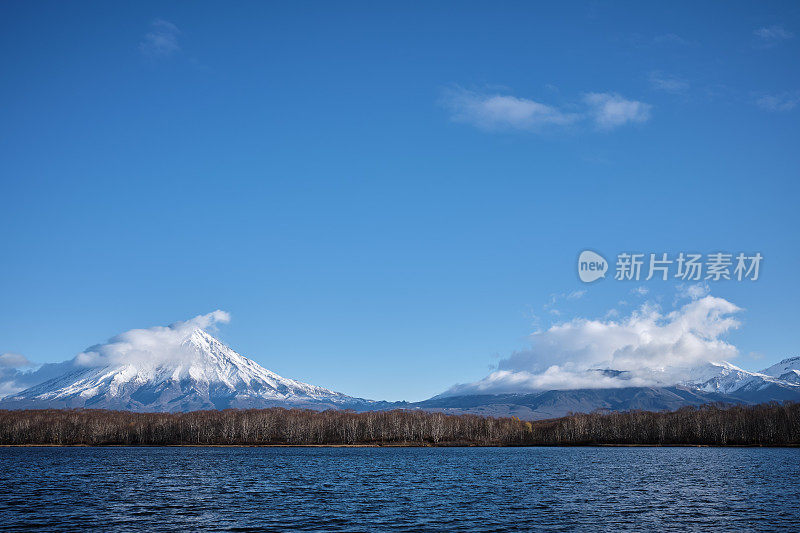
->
(754, 25), (794, 45)
(140, 19), (181, 58)
(676, 282), (710, 301)
(631, 286), (649, 296)
(0, 352), (32, 368)
(756, 92), (799, 112)
(0, 361), (72, 399)
(0, 353), (37, 397)
(440, 295), (742, 396)
(542, 289), (588, 316)
(649, 72), (689, 93)
(74, 310), (230, 368)
(443, 88), (651, 133)
(584, 92), (652, 129)
(441, 88), (579, 131)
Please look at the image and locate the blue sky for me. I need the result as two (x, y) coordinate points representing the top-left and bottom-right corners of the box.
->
(1, 1), (798, 401)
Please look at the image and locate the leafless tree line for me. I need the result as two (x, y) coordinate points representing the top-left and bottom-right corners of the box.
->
(0, 402), (797, 446)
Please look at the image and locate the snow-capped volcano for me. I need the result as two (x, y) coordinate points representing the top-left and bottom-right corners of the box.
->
(1, 327), (370, 412)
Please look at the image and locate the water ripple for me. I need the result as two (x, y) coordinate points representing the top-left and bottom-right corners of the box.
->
(0, 447), (798, 531)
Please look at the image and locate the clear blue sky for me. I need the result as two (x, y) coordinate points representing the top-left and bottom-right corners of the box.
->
(1, 1), (798, 401)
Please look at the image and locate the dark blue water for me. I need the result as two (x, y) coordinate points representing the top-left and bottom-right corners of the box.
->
(0, 447), (798, 531)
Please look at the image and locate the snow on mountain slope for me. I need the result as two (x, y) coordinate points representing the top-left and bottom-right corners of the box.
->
(760, 356), (800, 384)
(680, 361), (799, 395)
(1, 328), (371, 412)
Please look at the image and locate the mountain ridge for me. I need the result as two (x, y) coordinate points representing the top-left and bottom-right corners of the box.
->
(2, 329), (798, 420)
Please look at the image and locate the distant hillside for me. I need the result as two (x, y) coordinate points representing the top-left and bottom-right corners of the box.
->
(412, 386), (739, 420)
(416, 359), (800, 420)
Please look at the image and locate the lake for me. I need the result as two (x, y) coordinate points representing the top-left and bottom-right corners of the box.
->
(0, 447), (798, 531)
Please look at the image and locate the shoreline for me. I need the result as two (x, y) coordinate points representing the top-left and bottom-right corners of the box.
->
(2, 443), (799, 448)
